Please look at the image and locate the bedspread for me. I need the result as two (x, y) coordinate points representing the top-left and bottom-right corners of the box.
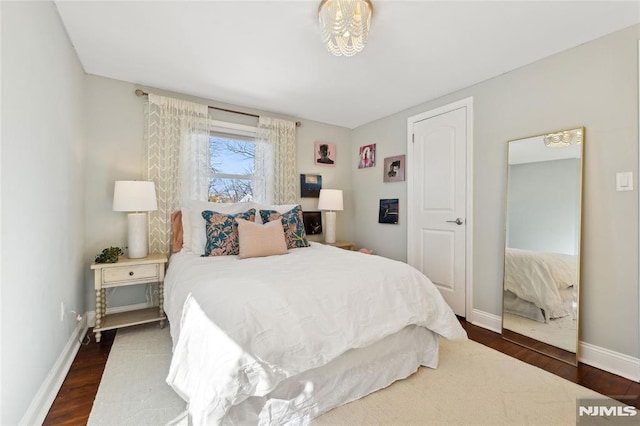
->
(504, 247), (577, 320)
(164, 243), (466, 424)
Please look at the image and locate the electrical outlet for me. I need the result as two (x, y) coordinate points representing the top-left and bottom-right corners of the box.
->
(60, 302), (65, 321)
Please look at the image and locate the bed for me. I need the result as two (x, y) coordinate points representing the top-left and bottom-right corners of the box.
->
(503, 247), (577, 323)
(163, 201), (467, 425)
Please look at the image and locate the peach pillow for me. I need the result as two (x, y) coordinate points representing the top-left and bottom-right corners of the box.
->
(236, 218), (288, 259)
(171, 211), (183, 253)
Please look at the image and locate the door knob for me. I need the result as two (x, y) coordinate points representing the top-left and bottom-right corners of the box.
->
(446, 218), (464, 225)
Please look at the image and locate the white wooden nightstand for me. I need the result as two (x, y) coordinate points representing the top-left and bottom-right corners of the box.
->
(90, 253), (168, 342)
(323, 240), (355, 251)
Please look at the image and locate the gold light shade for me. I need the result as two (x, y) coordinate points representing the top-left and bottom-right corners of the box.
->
(543, 128), (583, 148)
(318, 0), (373, 57)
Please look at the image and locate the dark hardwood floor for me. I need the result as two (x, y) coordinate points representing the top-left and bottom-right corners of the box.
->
(44, 319), (640, 424)
(43, 329), (116, 426)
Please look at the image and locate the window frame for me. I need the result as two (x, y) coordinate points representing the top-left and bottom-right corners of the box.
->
(208, 120), (258, 202)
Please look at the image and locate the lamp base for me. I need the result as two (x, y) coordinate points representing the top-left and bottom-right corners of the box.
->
(324, 211), (337, 244)
(127, 213), (149, 259)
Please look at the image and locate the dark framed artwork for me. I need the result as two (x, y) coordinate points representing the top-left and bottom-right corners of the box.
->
(302, 211), (323, 235)
(383, 155), (406, 183)
(315, 142), (336, 166)
(300, 174), (322, 198)
(358, 144), (376, 169)
(379, 198), (399, 224)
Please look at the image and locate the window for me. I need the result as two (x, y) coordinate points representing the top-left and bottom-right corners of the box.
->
(208, 122), (258, 203)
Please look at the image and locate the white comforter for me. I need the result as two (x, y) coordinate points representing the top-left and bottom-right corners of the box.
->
(164, 243), (466, 424)
(504, 247), (577, 320)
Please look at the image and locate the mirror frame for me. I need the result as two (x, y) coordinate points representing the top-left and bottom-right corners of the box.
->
(501, 127), (585, 366)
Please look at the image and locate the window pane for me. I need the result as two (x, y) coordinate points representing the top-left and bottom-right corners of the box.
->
(209, 177), (253, 203)
(210, 137), (255, 176)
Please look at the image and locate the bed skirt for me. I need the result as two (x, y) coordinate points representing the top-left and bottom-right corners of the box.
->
(222, 325), (439, 425)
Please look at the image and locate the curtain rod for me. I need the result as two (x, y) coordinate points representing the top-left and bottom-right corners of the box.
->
(135, 89), (301, 127)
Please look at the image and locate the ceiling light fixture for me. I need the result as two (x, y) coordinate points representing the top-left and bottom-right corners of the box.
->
(543, 128), (583, 148)
(318, 0), (373, 57)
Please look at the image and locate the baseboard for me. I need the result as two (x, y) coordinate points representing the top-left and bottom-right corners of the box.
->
(468, 308), (502, 333)
(579, 341), (640, 382)
(86, 302), (155, 327)
(22, 303), (154, 423)
(19, 315), (88, 426)
(469, 309), (640, 382)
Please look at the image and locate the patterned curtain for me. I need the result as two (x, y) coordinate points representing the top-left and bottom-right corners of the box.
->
(254, 117), (297, 204)
(143, 93), (209, 254)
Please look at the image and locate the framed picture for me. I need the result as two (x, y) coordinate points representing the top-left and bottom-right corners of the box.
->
(315, 142), (336, 166)
(383, 155), (406, 183)
(302, 211), (323, 235)
(379, 198), (399, 224)
(300, 174), (322, 198)
(358, 144), (376, 169)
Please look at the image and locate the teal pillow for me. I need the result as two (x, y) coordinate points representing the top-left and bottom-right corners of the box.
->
(202, 209), (256, 256)
(259, 205), (309, 249)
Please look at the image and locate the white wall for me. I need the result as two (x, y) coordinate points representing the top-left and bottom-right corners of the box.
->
(1, 2), (87, 424)
(351, 117), (409, 260)
(351, 25), (640, 358)
(296, 121), (353, 244)
(84, 75), (147, 309)
(507, 159), (581, 255)
(84, 75), (353, 310)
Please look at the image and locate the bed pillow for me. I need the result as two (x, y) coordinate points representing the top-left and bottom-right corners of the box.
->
(259, 205), (309, 249)
(184, 200), (256, 255)
(202, 209), (256, 256)
(236, 218), (288, 259)
(253, 203), (299, 224)
(170, 210), (183, 253)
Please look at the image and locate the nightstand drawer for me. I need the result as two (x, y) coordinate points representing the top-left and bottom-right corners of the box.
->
(102, 264), (159, 284)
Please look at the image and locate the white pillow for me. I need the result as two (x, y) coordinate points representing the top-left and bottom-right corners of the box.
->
(184, 200), (257, 255)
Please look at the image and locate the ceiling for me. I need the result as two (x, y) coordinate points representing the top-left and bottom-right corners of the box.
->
(54, 1), (639, 129)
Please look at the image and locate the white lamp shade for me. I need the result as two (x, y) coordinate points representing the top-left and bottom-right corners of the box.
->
(317, 189), (344, 211)
(113, 181), (158, 212)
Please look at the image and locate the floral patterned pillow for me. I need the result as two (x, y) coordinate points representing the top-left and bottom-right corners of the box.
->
(202, 209), (256, 256)
(259, 205), (309, 249)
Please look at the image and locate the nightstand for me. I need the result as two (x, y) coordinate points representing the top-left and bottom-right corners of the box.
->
(90, 253), (168, 342)
(324, 240), (355, 251)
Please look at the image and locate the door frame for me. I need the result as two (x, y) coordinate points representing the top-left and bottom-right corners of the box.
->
(407, 97), (474, 319)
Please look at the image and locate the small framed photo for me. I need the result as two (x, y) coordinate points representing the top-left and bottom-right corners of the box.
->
(300, 174), (322, 198)
(315, 142), (336, 166)
(302, 211), (323, 235)
(383, 155), (406, 183)
(358, 144), (376, 169)
(379, 198), (399, 224)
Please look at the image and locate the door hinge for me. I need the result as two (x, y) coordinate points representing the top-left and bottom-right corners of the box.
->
(412, 133), (415, 143)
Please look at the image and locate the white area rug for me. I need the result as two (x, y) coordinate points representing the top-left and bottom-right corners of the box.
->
(89, 323), (606, 425)
(87, 324), (185, 425)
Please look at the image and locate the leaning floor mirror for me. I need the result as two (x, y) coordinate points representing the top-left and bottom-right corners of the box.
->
(502, 127), (584, 365)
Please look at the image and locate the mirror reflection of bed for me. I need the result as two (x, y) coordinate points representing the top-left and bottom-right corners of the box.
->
(503, 248), (578, 352)
(502, 127), (583, 365)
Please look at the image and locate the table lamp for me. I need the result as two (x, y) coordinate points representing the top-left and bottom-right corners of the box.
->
(317, 189), (343, 244)
(113, 181), (158, 259)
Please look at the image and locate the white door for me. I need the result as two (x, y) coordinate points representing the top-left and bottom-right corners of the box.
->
(408, 103), (470, 316)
